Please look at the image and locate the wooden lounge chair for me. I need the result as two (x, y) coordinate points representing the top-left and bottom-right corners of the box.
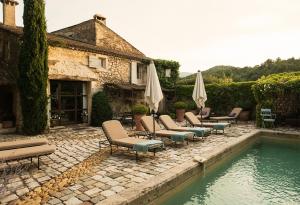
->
(159, 115), (211, 140)
(185, 112), (230, 134)
(102, 120), (164, 159)
(196, 107), (211, 120)
(210, 107), (243, 123)
(0, 139), (56, 169)
(141, 116), (194, 145)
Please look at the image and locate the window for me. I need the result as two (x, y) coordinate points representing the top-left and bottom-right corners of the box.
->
(137, 63), (143, 79)
(165, 69), (171, 77)
(89, 55), (107, 69)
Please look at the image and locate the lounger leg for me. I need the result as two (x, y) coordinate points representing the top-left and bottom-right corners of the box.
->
(135, 151), (138, 161)
(37, 156), (40, 170)
(153, 149), (156, 156)
(110, 145), (113, 154)
(31, 158), (33, 163)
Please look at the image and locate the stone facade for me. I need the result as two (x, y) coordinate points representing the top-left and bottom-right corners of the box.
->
(0, 7), (149, 130)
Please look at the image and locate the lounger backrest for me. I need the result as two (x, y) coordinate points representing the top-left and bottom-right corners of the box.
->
(102, 120), (129, 142)
(229, 107), (243, 117)
(159, 115), (178, 130)
(185, 112), (200, 125)
(199, 107), (211, 117)
(0, 138), (48, 151)
(141, 116), (161, 132)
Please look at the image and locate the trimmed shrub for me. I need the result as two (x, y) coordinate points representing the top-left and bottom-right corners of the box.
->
(19, 0), (48, 134)
(175, 81), (256, 116)
(174, 101), (188, 110)
(132, 104), (148, 115)
(91, 91), (113, 126)
(252, 72), (300, 126)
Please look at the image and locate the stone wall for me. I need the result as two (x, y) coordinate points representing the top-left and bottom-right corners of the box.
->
(48, 46), (131, 93)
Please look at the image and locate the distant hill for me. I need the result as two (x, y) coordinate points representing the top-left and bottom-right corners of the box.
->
(177, 57), (300, 85)
(179, 72), (193, 78)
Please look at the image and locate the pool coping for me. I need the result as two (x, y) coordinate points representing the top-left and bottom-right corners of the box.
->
(96, 129), (300, 205)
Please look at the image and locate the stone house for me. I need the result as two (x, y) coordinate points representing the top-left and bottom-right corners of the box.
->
(0, 0), (170, 131)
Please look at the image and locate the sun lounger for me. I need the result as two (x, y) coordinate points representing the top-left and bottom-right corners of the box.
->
(185, 112), (230, 134)
(0, 144), (56, 169)
(141, 116), (194, 145)
(196, 107), (211, 120)
(159, 115), (212, 140)
(0, 138), (48, 151)
(210, 107), (243, 123)
(102, 120), (164, 159)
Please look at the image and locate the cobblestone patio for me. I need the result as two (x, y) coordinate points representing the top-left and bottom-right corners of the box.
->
(1, 122), (299, 205)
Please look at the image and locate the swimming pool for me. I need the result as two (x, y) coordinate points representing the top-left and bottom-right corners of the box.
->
(159, 138), (300, 205)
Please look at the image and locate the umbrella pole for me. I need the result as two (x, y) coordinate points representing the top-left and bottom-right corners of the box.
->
(200, 106), (203, 126)
(152, 110), (156, 139)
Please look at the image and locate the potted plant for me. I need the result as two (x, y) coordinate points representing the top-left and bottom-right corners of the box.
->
(132, 104), (148, 131)
(174, 101), (187, 122)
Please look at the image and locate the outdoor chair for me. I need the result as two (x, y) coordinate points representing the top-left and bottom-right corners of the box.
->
(0, 138), (56, 169)
(185, 112), (231, 134)
(196, 107), (211, 120)
(141, 116), (194, 145)
(159, 115), (212, 140)
(261, 109), (276, 128)
(102, 120), (164, 160)
(210, 107), (243, 123)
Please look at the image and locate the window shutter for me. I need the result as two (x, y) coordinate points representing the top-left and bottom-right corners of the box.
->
(131, 62), (137, 84)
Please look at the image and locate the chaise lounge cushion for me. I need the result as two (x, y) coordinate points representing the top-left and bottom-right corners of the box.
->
(0, 144), (56, 161)
(0, 138), (48, 151)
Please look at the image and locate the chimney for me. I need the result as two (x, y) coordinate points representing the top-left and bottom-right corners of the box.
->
(93, 14), (106, 25)
(1, 0), (19, 26)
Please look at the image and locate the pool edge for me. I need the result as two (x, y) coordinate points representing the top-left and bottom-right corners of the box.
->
(96, 129), (299, 205)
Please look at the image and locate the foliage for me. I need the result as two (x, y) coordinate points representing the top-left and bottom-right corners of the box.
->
(178, 57), (300, 85)
(154, 59), (180, 88)
(18, 0), (48, 134)
(176, 82), (256, 115)
(132, 104), (148, 115)
(252, 72), (300, 126)
(174, 101), (188, 110)
(91, 91), (113, 126)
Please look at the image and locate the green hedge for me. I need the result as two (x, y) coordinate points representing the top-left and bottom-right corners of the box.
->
(252, 72), (300, 126)
(176, 81), (256, 116)
(91, 91), (113, 126)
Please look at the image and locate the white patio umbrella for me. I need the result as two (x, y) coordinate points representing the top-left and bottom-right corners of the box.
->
(192, 70), (207, 125)
(144, 60), (164, 138)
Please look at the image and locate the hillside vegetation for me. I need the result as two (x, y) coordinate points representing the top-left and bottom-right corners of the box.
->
(178, 57), (300, 85)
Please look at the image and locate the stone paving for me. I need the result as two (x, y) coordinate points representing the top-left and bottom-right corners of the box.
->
(1, 123), (299, 205)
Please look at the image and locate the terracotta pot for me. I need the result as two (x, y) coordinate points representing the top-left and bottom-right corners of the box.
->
(238, 111), (251, 121)
(134, 114), (145, 131)
(176, 109), (185, 122)
(2, 121), (13, 128)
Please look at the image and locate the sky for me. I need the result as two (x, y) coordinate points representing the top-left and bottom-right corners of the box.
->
(1, 0), (300, 73)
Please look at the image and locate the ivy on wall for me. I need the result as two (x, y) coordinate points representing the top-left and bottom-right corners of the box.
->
(154, 59), (180, 89)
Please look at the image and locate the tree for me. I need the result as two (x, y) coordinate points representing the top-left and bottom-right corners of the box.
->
(19, 0), (48, 134)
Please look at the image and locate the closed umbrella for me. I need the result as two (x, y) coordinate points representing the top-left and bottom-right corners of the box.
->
(192, 70), (207, 125)
(144, 60), (164, 138)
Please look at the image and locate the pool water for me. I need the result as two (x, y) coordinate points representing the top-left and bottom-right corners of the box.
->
(160, 138), (300, 205)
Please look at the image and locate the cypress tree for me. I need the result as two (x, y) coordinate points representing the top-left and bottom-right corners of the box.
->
(19, 0), (48, 134)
